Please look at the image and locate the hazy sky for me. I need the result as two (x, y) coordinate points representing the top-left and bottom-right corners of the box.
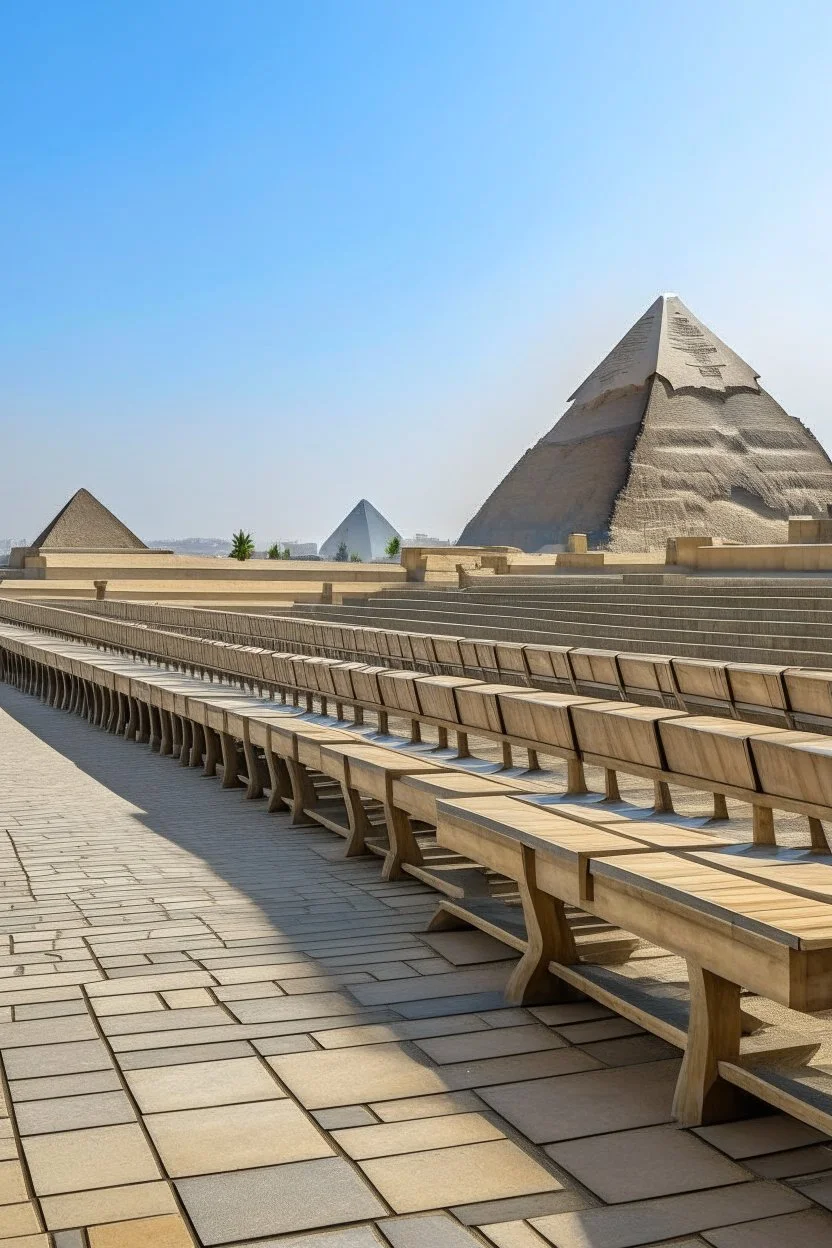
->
(2, 1), (831, 546)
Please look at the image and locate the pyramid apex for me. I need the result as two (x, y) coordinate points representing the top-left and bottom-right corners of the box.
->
(568, 294), (759, 406)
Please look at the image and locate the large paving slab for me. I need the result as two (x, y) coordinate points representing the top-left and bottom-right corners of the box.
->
(2, 681), (832, 1246)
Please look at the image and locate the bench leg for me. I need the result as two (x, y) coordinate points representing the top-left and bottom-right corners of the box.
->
(179, 718), (193, 766)
(189, 723), (206, 768)
(604, 768), (621, 802)
(344, 784), (372, 857)
(506, 846), (578, 1005)
(242, 737), (264, 799)
(752, 805), (776, 846)
(265, 750), (292, 812)
(382, 804), (422, 881)
(712, 792), (729, 821)
(287, 758), (316, 823)
(220, 733), (244, 789)
(159, 710), (173, 756)
(203, 726), (220, 777)
(566, 759), (587, 795)
(809, 817), (830, 853)
(673, 962), (743, 1127)
(653, 780), (675, 814)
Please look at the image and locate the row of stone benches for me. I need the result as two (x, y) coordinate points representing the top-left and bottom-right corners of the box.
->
(13, 596), (832, 732)
(4, 621), (832, 1136)
(5, 603), (832, 849)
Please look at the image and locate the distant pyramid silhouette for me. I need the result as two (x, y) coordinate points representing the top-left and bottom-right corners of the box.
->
(30, 488), (147, 551)
(460, 294), (832, 551)
(319, 499), (399, 561)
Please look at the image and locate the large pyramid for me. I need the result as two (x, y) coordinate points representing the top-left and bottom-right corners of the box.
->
(319, 499), (400, 561)
(29, 488), (147, 552)
(460, 295), (832, 552)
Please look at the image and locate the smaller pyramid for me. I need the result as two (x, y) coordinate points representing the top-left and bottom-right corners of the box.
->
(319, 499), (400, 561)
(29, 489), (147, 552)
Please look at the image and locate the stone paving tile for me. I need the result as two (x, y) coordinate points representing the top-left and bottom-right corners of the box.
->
(314, 1106), (379, 1129)
(146, 1098), (334, 1175)
(414, 1025), (563, 1065)
(333, 1111), (504, 1159)
(86, 1214), (196, 1247)
(480, 1221), (552, 1247)
(176, 1158), (387, 1243)
(480, 1059), (680, 1143)
(547, 1123), (750, 1202)
(695, 1114), (828, 1158)
(370, 1091), (485, 1122)
(4, 1039), (113, 1079)
(746, 1144), (832, 1178)
(125, 1054), (285, 1111)
(40, 1181), (178, 1230)
(231, 1228), (384, 1247)
(529, 1182), (810, 1247)
(452, 1188), (589, 1225)
(14, 1089), (136, 1135)
(270, 1043), (597, 1109)
(8, 1070), (123, 1102)
(0, 1204), (43, 1237)
(0, 1159), (29, 1203)
(23, 1122), (161, 1195)
(702, 1207), (832, 1245)
(360, 1138), (561, 1213)
(379, 1213), (483, 1244)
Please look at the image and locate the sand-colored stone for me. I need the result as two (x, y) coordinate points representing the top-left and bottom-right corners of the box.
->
(460, 295), (832, 551)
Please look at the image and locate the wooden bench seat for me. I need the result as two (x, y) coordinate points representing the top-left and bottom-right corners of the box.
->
(431, 792), (832, 1127)
(311, 742), (450, 857)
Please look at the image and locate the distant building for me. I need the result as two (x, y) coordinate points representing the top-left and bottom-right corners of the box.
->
(403, 533), (451, 547)
(319, 499), (400, 562)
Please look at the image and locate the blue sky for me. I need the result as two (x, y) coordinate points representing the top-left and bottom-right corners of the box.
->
(2, 1), (831, 545)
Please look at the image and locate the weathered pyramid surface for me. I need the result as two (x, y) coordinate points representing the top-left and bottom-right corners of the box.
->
(30, 488), (147, 551)
(460, 295), (832, 552)
(319, 499), (400, 561)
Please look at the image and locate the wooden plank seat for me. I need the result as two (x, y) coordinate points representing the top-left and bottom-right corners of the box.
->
(386, 771), (534, 886)
(309, 743), (451, 858)
(265, 721), (360, 824)
(585, 850), (832, 1125)
(431, 795), (704, 1004)
(432, 795), (832, 1128)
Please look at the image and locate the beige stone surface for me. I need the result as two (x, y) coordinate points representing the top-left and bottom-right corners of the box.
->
(125, 1056), (285, 1112)
(145, 1098), (333, 1176)
(40, 1182), (178, 1231)
(333, 1111), (503, 1159)
(87, 1215), (195, 1248)
(361, 1139), (561, 1213)
(23, 1123), (161, 1195)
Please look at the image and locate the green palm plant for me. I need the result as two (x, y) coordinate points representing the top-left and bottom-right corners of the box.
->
(385, 536), (401, 558)
(267, 543), (280, 559)
(229, 530), (255, 561)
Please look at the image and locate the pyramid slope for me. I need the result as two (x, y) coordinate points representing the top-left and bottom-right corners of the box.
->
(319, 499), (400, 561)
(31, 489), (147, 552)
(460, 295), (832, 551)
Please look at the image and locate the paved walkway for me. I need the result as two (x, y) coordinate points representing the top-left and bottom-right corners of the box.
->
(1, 687), (832, 1247)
